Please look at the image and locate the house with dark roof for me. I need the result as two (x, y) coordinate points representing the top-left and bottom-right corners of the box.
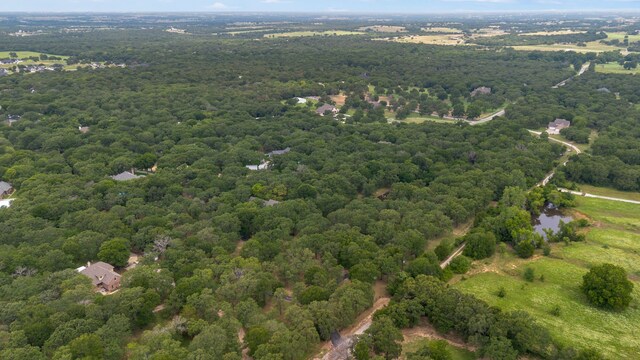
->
(547, 118), (571, 135)
(470, 86), (492, 97)
(110, 170), (142, 181)
(78, 261), (121, 292)
(316, 104), (338, 116)
(0, 181), (13, 199)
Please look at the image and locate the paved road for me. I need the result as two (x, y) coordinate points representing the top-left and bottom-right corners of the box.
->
(440, 244), (466, 268)
(552, 63), (590, 89)
(528, 130), (582, 186)
(528, 130), (582, 155)
(470, 109), (506, 125)
(439, 108), (506, 125)
(558, 189), (640, 205)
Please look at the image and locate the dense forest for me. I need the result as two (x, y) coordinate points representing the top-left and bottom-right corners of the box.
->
(0, 17), (635, 360)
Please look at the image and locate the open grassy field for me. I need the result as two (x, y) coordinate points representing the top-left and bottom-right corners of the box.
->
(455, 196), (640, 359)
(402, 338), (476, 360)
(390, 34), (466, 46)
(594, 62), (640, 75)
(605, 31), (640, 43)
(422, 27), (461, 34)
(264, 30), (364, 38)
(0, 51), (69, 59)
(359, 25), (407, 33)
(511, 41), (623, 53)
(519, 30), (587, 36)
(578, 185), (640, 202)
(392, 113), (458, 124)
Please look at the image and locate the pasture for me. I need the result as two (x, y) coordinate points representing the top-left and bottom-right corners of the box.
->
(264, 30), (365, 38)
(359, 25), (407, 33)
(454, 196), (640, 359)
(594, 62), (640, 75)
(391, 34), (466, 46)
(0, 51), (69, 60)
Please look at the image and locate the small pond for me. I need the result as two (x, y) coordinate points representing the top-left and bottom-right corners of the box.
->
(532, 204), (573, 240)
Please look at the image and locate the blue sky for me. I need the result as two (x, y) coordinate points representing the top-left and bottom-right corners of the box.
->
(2, 0), (640, 13)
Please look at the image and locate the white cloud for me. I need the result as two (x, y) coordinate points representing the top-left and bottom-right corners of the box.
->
(210, 2), (227, 9)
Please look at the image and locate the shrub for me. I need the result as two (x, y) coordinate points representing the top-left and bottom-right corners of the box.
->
(448, 255), (471, 274)
(497, 287), (507, 298)
(523, 267), (535, 282)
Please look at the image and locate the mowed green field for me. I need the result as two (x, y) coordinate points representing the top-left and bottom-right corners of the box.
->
(0, 51), (69, 59)
(402, 338), (476, 360)
(511, 42), (622, 53)
(594, 62), (640, 75)
(455, 196), (640, 359)
(605, 31), (640, 43)
(578, 185), (640, 203)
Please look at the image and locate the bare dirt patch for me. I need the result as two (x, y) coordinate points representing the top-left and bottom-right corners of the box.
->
(330, 95), (347, 106)
(402, 319), (478, 352)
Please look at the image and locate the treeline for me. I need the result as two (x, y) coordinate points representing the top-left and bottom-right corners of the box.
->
(506, 57), (640, 192)
(355, 275), (602, 360)
(470, 31), (607, 46)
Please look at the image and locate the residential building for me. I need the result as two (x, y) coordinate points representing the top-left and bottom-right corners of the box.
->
(78, 261), (121, 292)
(470, 86), (492, 97)
(547, 118), (571, 135)
(110, 170), (142, 181)
(316, 104), (338, 116)
(0, 181), (12, 199)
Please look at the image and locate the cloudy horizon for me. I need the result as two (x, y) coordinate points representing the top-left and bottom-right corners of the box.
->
(2, 0), (640, 13)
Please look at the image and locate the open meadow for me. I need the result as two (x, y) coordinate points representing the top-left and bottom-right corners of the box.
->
(264, 30), (364, 38)
(594, 62), (640, 75)
(454, 196), (640, 359)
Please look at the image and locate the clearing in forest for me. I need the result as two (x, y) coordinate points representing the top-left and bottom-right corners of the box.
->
(359, 25), (407, 33)
(454, 195), (640, 359)
(264, 30), (365, 38)
(594, 62), (640, 75)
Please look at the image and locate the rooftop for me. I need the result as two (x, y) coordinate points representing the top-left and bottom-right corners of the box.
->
(110, 171), (142, 181)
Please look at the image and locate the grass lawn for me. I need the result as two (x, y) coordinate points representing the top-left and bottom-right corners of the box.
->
(359, 25), (407, 33)
(510, 41), (624, 53)
(605, 31), (640, 43)
(594, 62), (639, 75)
(519, 30), (587, 36)
(264, 30), (364, 38)
(455, 196), (640, 359)
(0, 51), (69, 60)
(402, 338), (476, 360)
(422, 27), (461, 34)
(573, 197), (640, 229)
(397, 113), (458, 124)
(577, 185), (640, 203)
